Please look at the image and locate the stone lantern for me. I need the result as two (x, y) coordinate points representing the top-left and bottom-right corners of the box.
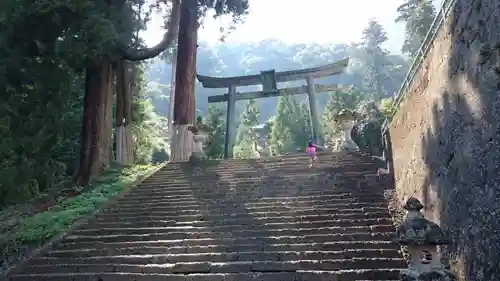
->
(334, 109), (360, 152)
(395, 197), (456, 281)
(187, 116), (212, 161)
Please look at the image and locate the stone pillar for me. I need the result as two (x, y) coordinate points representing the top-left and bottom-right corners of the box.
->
(224, 84), (236, 159)
(335, 110), (360, 152)
(190, 132), (208, 161)
(306, 76), (321, 145)
(188, 117), (212, 162)
(395, 197), (456, 281)
(382, 129), (394, 175)
(340, 120), (359, 152)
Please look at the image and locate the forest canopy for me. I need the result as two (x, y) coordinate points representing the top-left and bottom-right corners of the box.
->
(0, 0), (436, 202)
(0, 0), (249, 203)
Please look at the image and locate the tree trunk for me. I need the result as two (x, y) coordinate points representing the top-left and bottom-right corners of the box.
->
(168, 48), (177, 154)
(121, 0), (181, 61)
(102, 64), (114, 168)
(76, 0), (181, 183)
(171, 0), (198, 162)
(115, 59), (134, 165)
(124, 64), (135, 164)
(74, 57), (114, 185)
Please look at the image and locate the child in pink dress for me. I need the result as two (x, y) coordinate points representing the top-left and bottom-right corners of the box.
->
(306, 141), (318, 168)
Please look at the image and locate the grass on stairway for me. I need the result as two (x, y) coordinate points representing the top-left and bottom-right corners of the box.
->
(0, 164), (162, 274)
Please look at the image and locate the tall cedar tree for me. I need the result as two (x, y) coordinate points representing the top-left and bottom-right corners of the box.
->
(235, 99), (260, 158)
(395, 0), (436, 57)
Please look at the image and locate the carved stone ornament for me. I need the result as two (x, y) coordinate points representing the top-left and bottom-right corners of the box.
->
(188, 117), (212, 161)
(395, 197), (456, 281)
(334, 109), (360, 152)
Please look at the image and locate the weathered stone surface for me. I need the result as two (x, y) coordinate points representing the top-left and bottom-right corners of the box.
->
(396, 197), (449, 246)
(404, 197), (424, 212)
(5, 153), (404, 281)
(388, 0), (500, 280)
(401, 270), (457, 281)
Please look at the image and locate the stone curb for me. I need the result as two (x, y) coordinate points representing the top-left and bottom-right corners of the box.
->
(1, 162), (169, 279)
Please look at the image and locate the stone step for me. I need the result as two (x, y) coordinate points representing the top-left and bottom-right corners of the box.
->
(6, 153), (402, 281)
(84, 218), (394, 229)
(115, 188), (383, 199)
(158, 165), (363, 173)
(70, 224), (395, 237)
(93, 211), (391, 224)
(187, 168), (378, 175)
(22, 258), (405, 274)
(103, 205), (387, 216)
(115, 193), (386, 203)
(130, 182), (360, 189)
(153, 168), (373, 176)
(91, 213), (392, 227)
(61, 231), (395, 244)
(176, 157), (372, 164)
(97, 207), (389, 218)
(107, 201), (387, 211)
(157, 171), (378, 179)
(124, 186), (386, 195)
(150, 168), (377, 178)
(109, 199), (387, 209)
(151, 166), (330, 171)
(139, 185), (386, 191)
(146, 171), (379, 182)
(133, 180), (363, 186)
(53, 240), (399, 254)
(120, 192), (383, 200)
(9, 269), (401, 281)
(172, 165), (346, 171)
(41, 248), (401, 261)
(112, 194), (387, 205)
(153, 165), (376, 173)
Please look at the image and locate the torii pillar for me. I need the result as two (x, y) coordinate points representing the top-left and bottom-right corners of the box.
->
(224, 84), (236, 158)
(197, 58), (350, 159)
(306, 76), (321, 145)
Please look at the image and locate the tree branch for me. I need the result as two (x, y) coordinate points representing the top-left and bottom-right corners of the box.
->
(122, 0), (181, 61)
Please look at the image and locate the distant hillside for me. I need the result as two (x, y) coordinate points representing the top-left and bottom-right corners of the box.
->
(146, 39), (409, 123)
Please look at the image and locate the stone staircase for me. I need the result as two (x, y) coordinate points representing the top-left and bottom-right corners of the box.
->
(7, 152), (406, 281)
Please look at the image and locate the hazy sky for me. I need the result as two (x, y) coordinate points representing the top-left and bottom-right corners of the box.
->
(142, 0), (443, 54)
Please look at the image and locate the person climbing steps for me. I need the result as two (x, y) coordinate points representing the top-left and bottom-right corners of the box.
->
(306, 141), (319, 168)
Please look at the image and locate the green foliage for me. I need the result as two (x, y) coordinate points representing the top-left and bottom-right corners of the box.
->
(322, 88), (363, 147)
(380, 98), (396, 119)
(146, 81), (171, 117)
(296, 102), (313, 147)
(351, 119), (383, 155)
(361, 19), (388, 50)
(131, 98), (169, 163)
(0, 1), (100, 202)
(350, 102), (386, 155)
(147, 38), (410, 124)
(235, 99), (259, 144)
(269, 94), (311, 154)
(131, 64), (169, 164)
(395, 0), (436, 57)
(0, 0), (181, 203)
(359, 19), (392, 100)
(204, 105), (225, 159)
(0, 52), (86, 203)
(234, 99), (260, 158)
(0, 164), (157, 253)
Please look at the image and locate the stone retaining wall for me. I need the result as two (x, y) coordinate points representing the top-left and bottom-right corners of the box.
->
(388, 1), (500, 280)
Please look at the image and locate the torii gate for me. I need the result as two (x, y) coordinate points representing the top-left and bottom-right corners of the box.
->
(197, 58), (350, 159)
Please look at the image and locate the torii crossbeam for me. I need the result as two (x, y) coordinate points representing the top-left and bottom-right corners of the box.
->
(197, 58), (350, 159)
